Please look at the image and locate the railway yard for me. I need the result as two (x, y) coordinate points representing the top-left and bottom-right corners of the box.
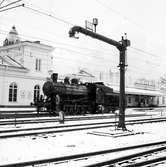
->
(0, 108), (166, 166)
(1, 1), (166, 166)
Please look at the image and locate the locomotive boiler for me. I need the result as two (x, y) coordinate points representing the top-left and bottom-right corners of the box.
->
(36, 73), (118, 115)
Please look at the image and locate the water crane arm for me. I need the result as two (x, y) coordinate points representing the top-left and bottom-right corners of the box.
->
(69, 26), (123, 49)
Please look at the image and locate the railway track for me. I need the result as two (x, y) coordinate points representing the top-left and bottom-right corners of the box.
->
(0, 117), (166, 138)
(0, 113), (146, 125)
(85, 143), (166, 167)
(1, 140), (166, 167)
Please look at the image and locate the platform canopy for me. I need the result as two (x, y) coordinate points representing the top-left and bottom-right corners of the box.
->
(106, 84), (164, 96)
(125, 87), (164, 96)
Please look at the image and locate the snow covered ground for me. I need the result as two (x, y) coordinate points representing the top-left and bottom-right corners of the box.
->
(0, 118), (166, 166)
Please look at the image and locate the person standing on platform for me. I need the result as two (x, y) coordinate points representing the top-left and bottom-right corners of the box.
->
(56, 94), (65, 124)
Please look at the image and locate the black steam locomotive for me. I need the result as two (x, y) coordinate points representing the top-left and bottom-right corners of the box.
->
(35, 73), (119, 115)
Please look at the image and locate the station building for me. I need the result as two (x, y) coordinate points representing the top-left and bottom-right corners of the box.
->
(0, 26), (166, 108)
(107, 76), (166, 107)
(0, 26), (54, 107)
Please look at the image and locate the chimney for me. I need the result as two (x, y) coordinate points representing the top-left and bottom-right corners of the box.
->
(51, 73), (58, 83)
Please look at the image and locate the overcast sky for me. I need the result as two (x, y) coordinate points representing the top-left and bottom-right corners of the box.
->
(1, 0), (166, 81)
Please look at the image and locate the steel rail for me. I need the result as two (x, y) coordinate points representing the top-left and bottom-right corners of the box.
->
(85, 145), (166, 167)
(0, 113), (165, 126)
(1, 141), (166, 167)
(1, 117), (166, 138)
(124, 156), (166, 167)
(1, 116), (166, 134)
(0, 114), (115, 125)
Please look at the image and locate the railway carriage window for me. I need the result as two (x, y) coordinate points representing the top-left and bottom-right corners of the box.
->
(128, 97), (131, 104)
(34, 85), (40, 102)
(9, 82), (17, 102)
(157, 97), (159, 105)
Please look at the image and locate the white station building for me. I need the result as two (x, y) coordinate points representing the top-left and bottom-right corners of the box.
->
(0, 26), (54, 107)
(0, 26), (165, 108)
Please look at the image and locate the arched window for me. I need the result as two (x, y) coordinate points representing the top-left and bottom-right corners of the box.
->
(34, 85), (40, 102)
(9, 82), (17, 102)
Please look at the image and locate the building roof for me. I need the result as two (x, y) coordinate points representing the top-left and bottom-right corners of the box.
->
(0, 55), (28, 72)
(77, 69), (95, 77)
(0, 40), (54, 52)
(3, 26), (20, 46)
(125, 87), (164, 96)
(106, 84), (164, 96)
(1, 26), (54, 51)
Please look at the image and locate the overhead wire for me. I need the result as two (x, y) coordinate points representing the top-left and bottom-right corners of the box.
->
(0, 24), (160, 69)
(95, 0), (166, 67)
(0, 33), (117, 69)
(0, 3), (23, 12)
(0, 27), (118, 63)
(129, 47), (157, 58)
(23, 5), (74, 26)
(0, 0), (21, 9)
(0, 23), (163, 71)
(0, 0), (5, 6)
(54, 50), (117, 69)
(95, 0), (144, 30)
(128, 48), (161, 67)
(0, 0), (165, 77)
(0, 28), (162, 75)
(0, 21), (118, 59)
(2, 1), (162, 62)
(28, 2), (166, 69)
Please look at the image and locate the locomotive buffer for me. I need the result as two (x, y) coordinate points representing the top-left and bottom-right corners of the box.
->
(69, 26), (130, 130)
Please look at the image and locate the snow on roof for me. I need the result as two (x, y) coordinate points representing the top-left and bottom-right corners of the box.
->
(125, 87), (164, 96)
(106, 84), (164, 96)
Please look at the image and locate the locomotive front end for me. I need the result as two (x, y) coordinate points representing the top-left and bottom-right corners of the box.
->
(42, 81), (54, 97)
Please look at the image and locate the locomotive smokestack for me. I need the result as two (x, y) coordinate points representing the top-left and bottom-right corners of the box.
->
(51, 73), (58, 83)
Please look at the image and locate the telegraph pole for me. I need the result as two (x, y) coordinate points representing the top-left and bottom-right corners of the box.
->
(69, 26), (130, 130)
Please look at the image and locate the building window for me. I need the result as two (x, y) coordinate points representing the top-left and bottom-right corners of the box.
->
(9, 82), (17, 102)
(34, 85), (40, 102)
(35, 58), (41, 71)
(162, 96), (165, 104)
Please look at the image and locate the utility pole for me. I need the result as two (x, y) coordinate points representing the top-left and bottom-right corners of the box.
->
(69, 26), (130, 130)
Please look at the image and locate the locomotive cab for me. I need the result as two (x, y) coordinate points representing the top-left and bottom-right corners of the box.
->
(87, 82), (114, 113)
